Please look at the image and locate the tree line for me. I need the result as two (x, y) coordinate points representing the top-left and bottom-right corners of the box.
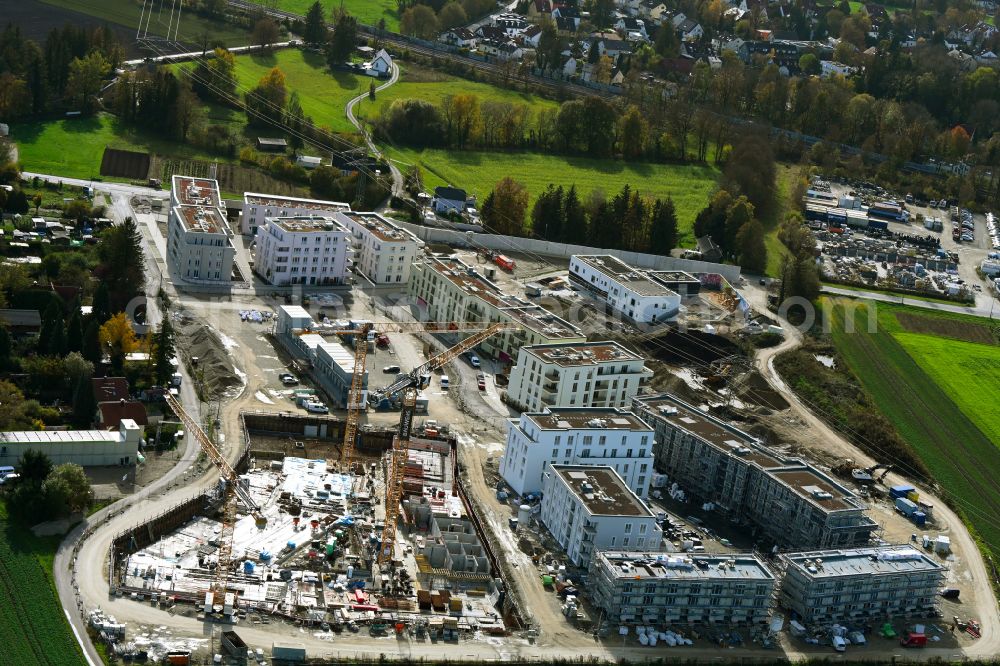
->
(377, 94), (681, 161)
(466, 175), (679, 255)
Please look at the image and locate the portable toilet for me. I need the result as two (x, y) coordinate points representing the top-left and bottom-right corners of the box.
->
(934, 535), (951, 554)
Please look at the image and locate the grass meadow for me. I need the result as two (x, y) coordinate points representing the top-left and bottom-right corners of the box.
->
(828, 299), (1000, 558)
(275, 0), (400, 29)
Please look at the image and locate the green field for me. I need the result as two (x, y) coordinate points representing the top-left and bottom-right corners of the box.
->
(356, 65), (561, 122)
(276, 0), (400, 29)
(383, 147), (718, 244)
(40, 0), (249, 47)
(828, 299), (1000, 556)
(0, 502), (84, 666)
(227, 49), (366, 134)
(14, 114), (233, 180)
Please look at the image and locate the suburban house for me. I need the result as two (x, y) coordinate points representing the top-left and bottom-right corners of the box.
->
(639, 0), (668, 22)
(98, 399), (149, 430)
(615, 17), (648, 40)
(562, 56), (578, 77)
(528, 0), (552, 18)
(476, 25), (508, 41)
(364, 49), (393, 77)
(820, 61), (856, 78)
(482, 39), (524, 60)
(431, 186), (469, 214)
(677, 18), (704, 41)
(494, 13), (529, 36)
(440, 27), (477, 48)
(552, 5), (581, 22)
(555, 16), (579, 33)
(599, 37), (634, 59)
(523, 24), (543, 48)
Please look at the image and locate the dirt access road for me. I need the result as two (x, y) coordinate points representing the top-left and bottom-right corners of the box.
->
(744, 283), (1000, 659)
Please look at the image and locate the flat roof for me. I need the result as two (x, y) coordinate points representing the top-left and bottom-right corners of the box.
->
(525, 408), (651, 431)
(279, 304), (312, 320)
(418, 258), (581, 339)
(317, 340), (359, 374)
(552, 465), (652, 517)
(635, 393), (862, 512)
(0, 430), (121, 444)
(244, 192), (351, 213)
(337, 211), (418, 243)
(598, 551), (774, 581)
(573, 255), (678, 297)
(769, 468), (852, 511)
(647, 270), (700, 283)
(784, 545), (945, 579)
(174, 205), (227, 235)
(523, 341), (642, 367)
(634, 394), (783, 468)
(267, 216), (348, 234)
(172, 175), (221, 207)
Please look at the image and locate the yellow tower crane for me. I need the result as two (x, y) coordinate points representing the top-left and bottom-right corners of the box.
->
(165, 393), (266, 603)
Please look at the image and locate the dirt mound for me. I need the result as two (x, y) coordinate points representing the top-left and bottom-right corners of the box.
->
(735, 370), (789, 411)
(177, 321), (242, 400)
(642, 329), (743, 365)
(100, 147), (150, 179)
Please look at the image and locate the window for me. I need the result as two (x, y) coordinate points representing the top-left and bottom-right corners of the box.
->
(624, 523), (632, 534)
(552, 449), (558, 458)
(639, 523), (647, 534)
(581, 449), (590, 458)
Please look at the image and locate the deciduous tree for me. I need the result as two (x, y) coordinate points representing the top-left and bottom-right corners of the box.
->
(400, 5), (439, 40)
(252, 18), (280, 50)
(482, 177), (529, 236)
(99, 313), (139, 376)
(65, 51), (109, 112)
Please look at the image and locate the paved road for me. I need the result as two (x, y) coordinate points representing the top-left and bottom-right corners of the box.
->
(123, 42), (293, 66)
(345, 63), (403, 198)
(22, 172), (163, 199)
(820, 284), (999, 319)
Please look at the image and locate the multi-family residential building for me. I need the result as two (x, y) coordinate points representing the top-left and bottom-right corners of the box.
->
(633, 394), (878, 550)
(240, 192), (350, 235)
(335, 211), (422, 285)
(409, 256), (584, 363)
(167, 176), (236, 284)
(253, 216), (352, 286)
(590, 551), (776, 626)
(540, 465), (661, 567)
(568, 255), (680, 324)
(500, 408), (654, 498)
(505, 341), (652, 412)
(274, 305), (368, 407)
(781, 545), (945, 624)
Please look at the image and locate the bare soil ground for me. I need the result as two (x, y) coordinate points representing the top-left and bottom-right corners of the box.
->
(895, 311), (999, 345)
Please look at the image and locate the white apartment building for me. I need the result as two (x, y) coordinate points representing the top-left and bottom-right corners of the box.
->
(409, 256), (584, 363)
(506, 341), (652, 412)
(0, 419), (143, 467)
(501, 408), (654, 498)
(568, 255), (680, 324)
(590, 552), (776, 626)
(335, 211), (422, 285)
(540, 464), (661, 568)
(241, 192), (350, 235)
(781, 545), (945, 624)
(167, 176), (236, 283)
(253, 216), (352, 286)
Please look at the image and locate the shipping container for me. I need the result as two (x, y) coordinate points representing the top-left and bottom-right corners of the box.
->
(890, 484), (915, 499)
(895, 497), (918, 516)
(272, 642), (306, 662)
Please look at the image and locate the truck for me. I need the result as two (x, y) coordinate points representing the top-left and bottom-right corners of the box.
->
(900, 632), (927, 648)
(272, 641), (306, 662)
(895, 497), (918, 517)
(494, 254), (515, 271)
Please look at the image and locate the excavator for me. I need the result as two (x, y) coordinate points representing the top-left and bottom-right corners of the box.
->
(165, 393), (266, 606)
(852, 464), (892, 485)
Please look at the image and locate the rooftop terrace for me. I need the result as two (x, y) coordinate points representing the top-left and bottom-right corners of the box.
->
(338, 212), (418, 243)
(525, 408), (651, 431)
(268, 216), (348, 234)
(524, 341), (642, 367)
(244, 193), (351, 213)
(173, 176), (221, 207)
(175, 205), (228, 235)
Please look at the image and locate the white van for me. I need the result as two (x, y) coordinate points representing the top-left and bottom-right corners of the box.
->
(440, 375), (450, 389)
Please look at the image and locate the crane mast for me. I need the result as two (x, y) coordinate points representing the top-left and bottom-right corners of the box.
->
(165, 393), (265, 598)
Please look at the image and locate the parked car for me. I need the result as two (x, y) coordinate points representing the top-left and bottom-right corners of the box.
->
(477, 372), (486, 391)
(383, 365), (401, 374)
(440, 375), (450, 389)
(278, 373), (298, 386)
(304, 400), (328, 414)
(468, 354), (481, 368)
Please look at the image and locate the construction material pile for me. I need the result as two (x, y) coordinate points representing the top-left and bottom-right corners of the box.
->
(177, 321), (242, 399)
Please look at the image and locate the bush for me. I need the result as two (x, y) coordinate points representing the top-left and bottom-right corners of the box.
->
(750, 332), (783, 348)
(239, 146), (259, 164)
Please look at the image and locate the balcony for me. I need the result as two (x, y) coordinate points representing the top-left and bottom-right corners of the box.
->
(542, 381), (558, 395)
(544, 369), (560, 380)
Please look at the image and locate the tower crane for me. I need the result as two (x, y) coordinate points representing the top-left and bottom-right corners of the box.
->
(367, 321), (515, 564)
(165, 393), (266, 602)
(294, 320), (519, 477)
